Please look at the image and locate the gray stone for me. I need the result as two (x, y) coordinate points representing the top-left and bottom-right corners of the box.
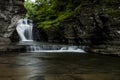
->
(0, 0), (26, 44)
(0, 37), (11, 45)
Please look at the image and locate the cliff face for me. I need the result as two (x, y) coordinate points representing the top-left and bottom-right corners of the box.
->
(33, 0), (120, 55)
(0, 0), (26, 44)
(37, 0), (120, 45)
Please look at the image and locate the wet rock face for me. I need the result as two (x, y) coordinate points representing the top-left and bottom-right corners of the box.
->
(42, 12), (111, 45)
(0, 0), (26, 44)
(39, 1), (120, 45)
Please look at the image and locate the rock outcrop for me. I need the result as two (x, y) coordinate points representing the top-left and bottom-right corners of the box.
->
(35, 0), (120, 55)
(0, 0), (26, 44)
(38, 0), (120, 45)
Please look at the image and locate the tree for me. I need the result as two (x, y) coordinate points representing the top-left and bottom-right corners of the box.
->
(24, 0), (37, 17)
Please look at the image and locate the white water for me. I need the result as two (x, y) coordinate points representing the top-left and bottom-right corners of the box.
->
(16, 18), (85, 53)
(26, 45), (85, 53)
(16, 18), (33, 41)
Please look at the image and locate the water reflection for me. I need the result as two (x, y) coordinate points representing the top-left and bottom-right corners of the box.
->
(0, 53), (120, 80)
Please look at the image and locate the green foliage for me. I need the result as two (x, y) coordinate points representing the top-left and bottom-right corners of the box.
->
(104, 8), (120, 17)
(24, 0), (37, 17)
(103, 0), (120, 4)
(34, 0), (82, 28)
(24, 0), (120, 28)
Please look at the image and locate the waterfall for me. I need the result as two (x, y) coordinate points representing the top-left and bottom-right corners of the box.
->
(16, 18), (85, 53)
(16, 18), (33, 41)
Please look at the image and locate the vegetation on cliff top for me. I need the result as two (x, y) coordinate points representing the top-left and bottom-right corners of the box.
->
(24, 0), (84, 28)
(24, 0), (120, 28)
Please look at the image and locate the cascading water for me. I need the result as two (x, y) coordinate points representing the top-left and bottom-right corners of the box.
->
(16, 18), (33, 41)
(16, 18), (85, 53)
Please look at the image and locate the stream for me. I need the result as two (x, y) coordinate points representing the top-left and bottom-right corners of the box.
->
(0, 52), (120, 80)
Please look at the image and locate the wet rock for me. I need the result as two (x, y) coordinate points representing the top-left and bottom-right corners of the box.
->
(0, 0), (26, 43)
(33, 27), (48, 42)
(29, 76), (44, 80)
(38, 1), (120, 46)
(0, 37), (11, 45)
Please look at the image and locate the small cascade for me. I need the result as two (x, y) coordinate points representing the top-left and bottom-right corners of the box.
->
(26, 45), (85, 53)
(16, 18), (85, 53)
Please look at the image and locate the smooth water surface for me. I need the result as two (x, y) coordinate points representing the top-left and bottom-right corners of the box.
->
(0, 52), (120, 80)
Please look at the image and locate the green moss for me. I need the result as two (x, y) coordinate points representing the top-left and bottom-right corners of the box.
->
(74, 5), (81, 13)
(103, 0), (119, 3)
(33, 0), (120, 29)
(35, 0), (79, 28)
(37, 9), (74, 28)
(104, 8), (120, 17)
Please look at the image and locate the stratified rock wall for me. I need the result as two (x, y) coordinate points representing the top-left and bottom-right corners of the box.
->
(0, 0), (26, 44)
(38, 0), (120, 45)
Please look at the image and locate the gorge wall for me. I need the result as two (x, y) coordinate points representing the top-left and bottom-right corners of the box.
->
(35, 0), (120, 45)
(32, 0), (120, 55)
(0, 0), (26, 44)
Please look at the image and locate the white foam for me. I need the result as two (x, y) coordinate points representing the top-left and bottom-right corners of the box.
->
(27, 46), (85, 53)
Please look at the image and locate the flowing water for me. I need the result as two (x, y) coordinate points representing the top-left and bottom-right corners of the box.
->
(16, 18), (85, 53)
(0, 53), (120, 80)
(16, 18), (33, 41)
